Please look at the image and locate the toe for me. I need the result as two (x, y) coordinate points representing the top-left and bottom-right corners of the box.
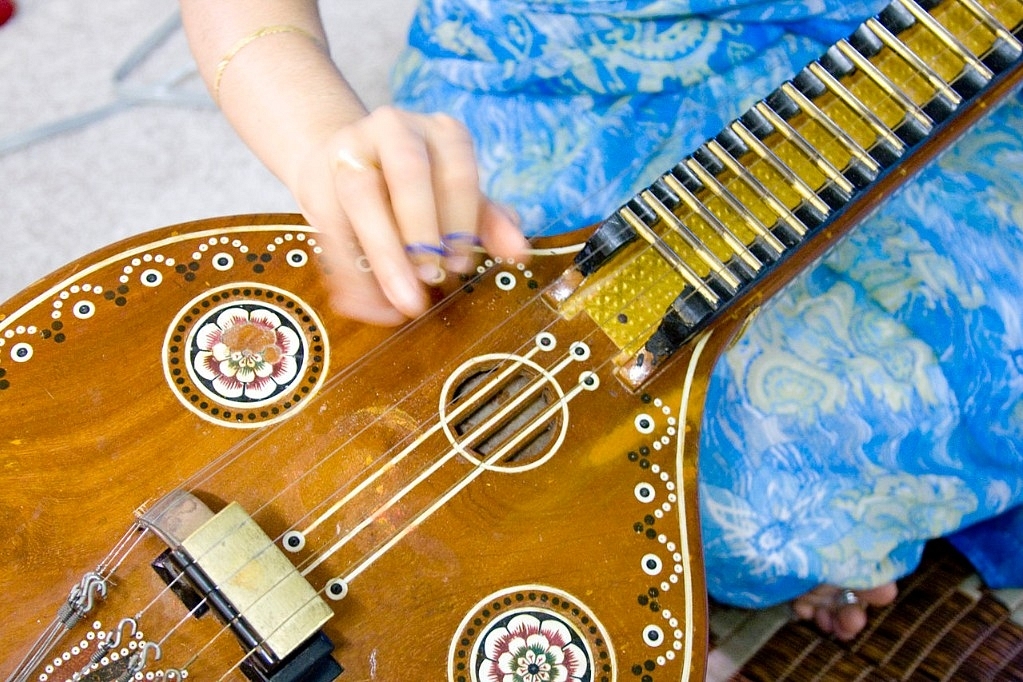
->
(859, 582), (898, 608)
(833, 604), (868, 641)
(792, 582), (899, 641)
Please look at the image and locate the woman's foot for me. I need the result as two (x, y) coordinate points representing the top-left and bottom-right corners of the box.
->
(792, 582), (898, 641)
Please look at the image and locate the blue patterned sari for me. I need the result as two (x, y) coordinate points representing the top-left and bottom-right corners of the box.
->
(392, 0), (1023, 607)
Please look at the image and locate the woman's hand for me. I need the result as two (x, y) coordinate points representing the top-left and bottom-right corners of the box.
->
(178, 0), (527, 326)
(291, 106), (530, 325)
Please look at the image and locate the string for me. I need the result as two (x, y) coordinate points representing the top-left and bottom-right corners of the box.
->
(17, 5), (1019, 679)
(214, 343), (613, 682)
(16, 87), (828, 682)
(154, 222), (736, 675)
(96, 221), (683, 674)
(21, 77), (822, 682)
(9, 526), (151, 682)
(302, 341), (596, 579)
(156, 311), (665, 681)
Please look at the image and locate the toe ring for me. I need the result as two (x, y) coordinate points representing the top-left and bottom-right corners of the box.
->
(836, 589), (859, 607)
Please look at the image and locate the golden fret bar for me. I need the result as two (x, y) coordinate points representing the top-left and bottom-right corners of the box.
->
(547, 0), (1023, 388)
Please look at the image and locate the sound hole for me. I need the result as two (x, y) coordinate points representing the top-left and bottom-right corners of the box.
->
(451, 365), (557, 466)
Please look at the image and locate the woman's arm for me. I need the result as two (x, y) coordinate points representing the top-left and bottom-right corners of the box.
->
(180, 0), (527, 325)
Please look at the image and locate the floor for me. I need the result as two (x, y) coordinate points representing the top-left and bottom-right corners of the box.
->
(0, 0), (415, 303)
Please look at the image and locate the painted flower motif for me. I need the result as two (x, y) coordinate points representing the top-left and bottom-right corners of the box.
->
(478, 613), (588, 682)
(193, 307), (300, 401)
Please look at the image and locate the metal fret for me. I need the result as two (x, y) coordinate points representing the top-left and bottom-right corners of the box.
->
(976, 0), (1023, 36)
(863, 17), (962, 108)
(554, 0), (1023, 387)
(807, 62), (907, 153)
(834, 38), (934, 131)
(897, 0), (996, 78)
(728, 120), (825, 229)
(680, 154), (786, 257)
(657, 171), (765, 273)
(958, 0), (1023, 50)
(638, 190), (742, 290)
(617, 205), (721, 306)
(702, 139), (809, 244)
(778, 82), (881, 180)
(754, 100), (857, 196)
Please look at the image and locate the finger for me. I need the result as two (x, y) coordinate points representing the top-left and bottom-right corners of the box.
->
(478, 199), (530, 263)
(421, 114), (485, 273)
(295, 182), (410, 325)
(792, 598), (816, 621)
(331, 139), (428, 319)
(814, 606), (835, 635)
(314, 222), (409, 326)
(858, 582), (898, 608)
(370, 108), (448, 284)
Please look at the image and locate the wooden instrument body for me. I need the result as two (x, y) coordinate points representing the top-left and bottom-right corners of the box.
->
(4, 2), (1023, 678)
(0, 216), (721, 681)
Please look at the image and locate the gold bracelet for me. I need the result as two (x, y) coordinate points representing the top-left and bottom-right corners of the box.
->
(213, 25), (326, 105)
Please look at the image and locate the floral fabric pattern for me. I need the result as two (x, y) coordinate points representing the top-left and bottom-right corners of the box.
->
(392, 0), (1023, 605)
(394, 0), (890, 234)
(700, 102), (1023, 604)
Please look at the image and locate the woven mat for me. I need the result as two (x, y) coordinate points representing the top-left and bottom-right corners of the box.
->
(729, 542), (1023, 681)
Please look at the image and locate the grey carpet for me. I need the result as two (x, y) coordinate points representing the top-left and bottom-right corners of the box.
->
(0, 0), (415, 302)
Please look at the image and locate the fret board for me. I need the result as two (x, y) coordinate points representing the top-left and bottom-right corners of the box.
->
(547, 0), (1023, 389)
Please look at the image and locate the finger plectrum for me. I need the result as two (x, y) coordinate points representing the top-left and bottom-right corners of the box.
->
(405, 242), (447, 285)
(442, 232), (482, 273)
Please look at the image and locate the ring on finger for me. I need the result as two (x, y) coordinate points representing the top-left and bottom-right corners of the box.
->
(441, 232), (482, 253)
(336, 147), (379, 173)
(441, 232), (482, 272)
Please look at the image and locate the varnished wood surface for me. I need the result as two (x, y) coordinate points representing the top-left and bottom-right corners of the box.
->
(2, 4), (1022, 679)
(0, 215), (715, 681)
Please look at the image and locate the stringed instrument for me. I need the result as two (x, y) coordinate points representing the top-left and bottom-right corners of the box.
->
(2, 1), (1022, 680)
